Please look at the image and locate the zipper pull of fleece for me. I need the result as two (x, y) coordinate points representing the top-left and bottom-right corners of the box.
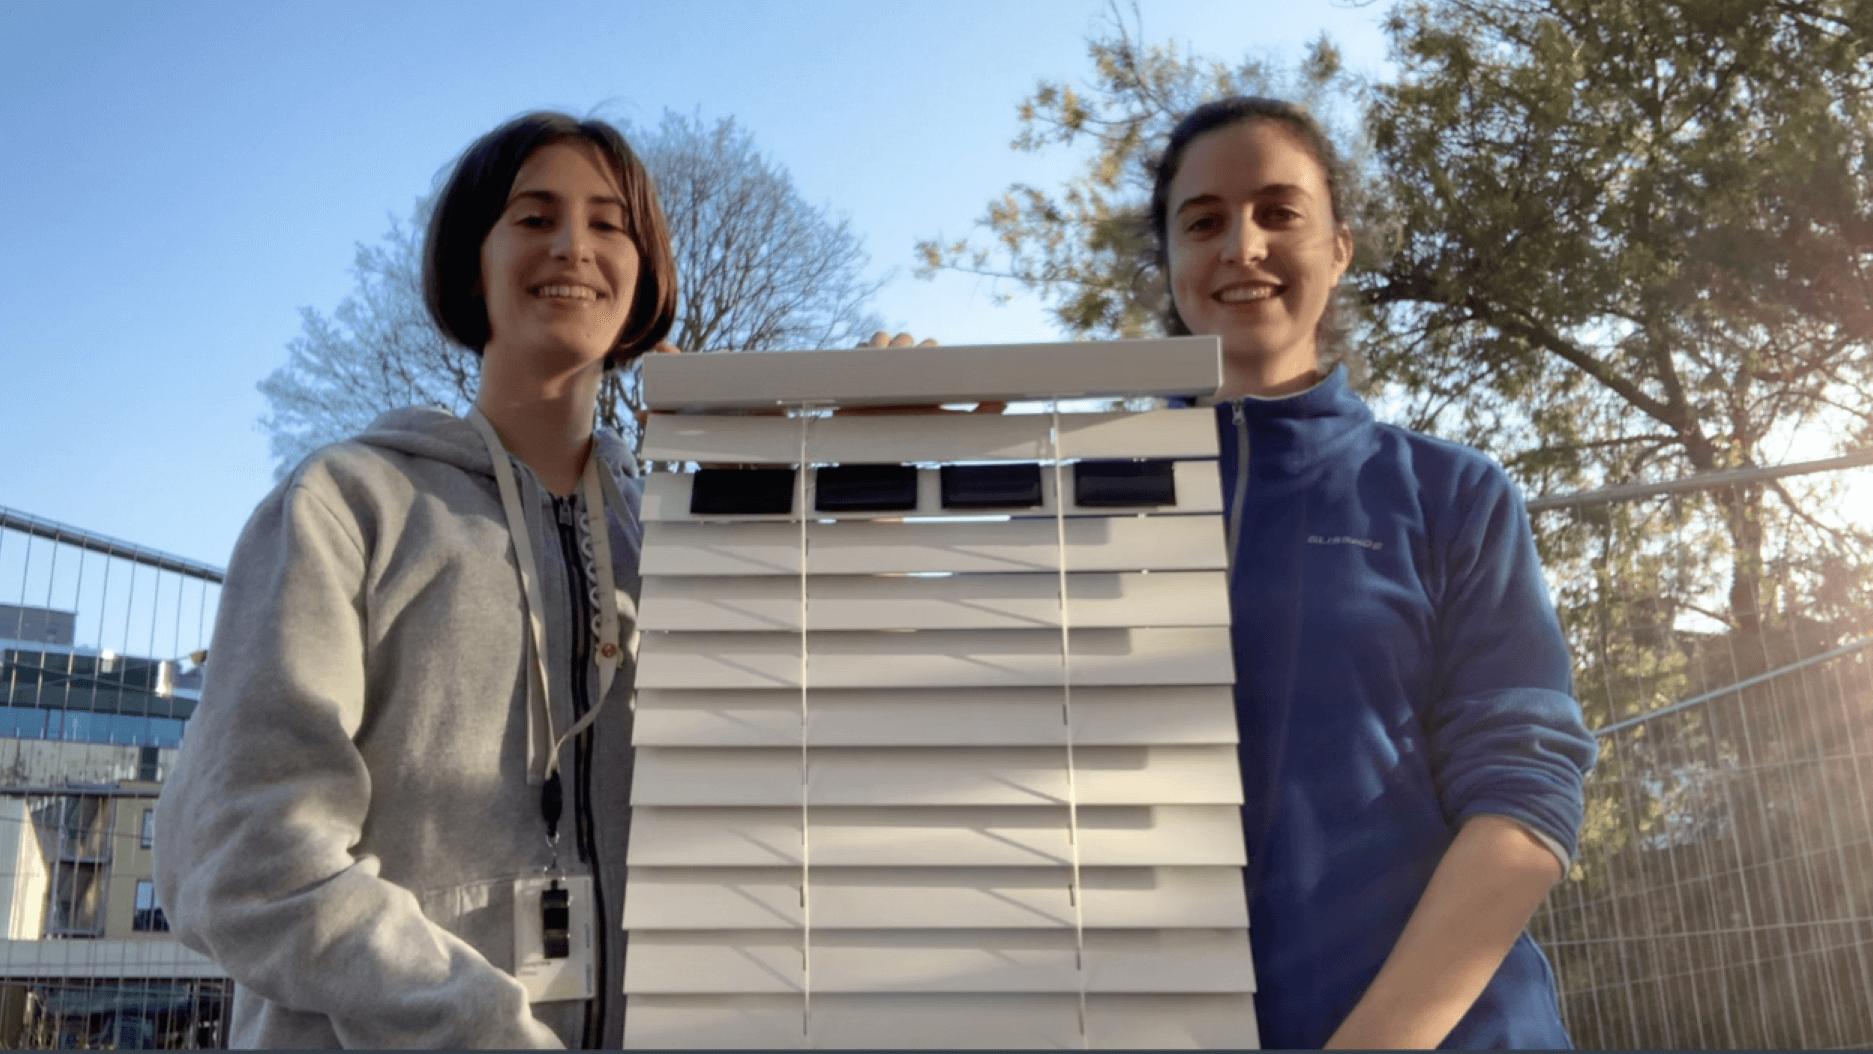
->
(1226, 400), (1250, 583)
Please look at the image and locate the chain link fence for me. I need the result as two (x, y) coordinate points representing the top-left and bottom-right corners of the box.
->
(1528, 451), (1873, 1049)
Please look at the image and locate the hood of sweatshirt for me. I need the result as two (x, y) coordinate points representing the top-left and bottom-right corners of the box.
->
(348, 405), (639, 482)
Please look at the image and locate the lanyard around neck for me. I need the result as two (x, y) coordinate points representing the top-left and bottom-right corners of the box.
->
(467, 407), (623, 786)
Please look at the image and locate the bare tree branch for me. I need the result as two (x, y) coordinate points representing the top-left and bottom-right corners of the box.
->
(257, 110), (885, 477)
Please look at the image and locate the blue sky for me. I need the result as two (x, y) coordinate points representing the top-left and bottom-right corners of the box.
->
(0, 0), (1393, 568)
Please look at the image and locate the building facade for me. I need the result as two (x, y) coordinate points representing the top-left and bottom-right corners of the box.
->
(0, 506), (229, 1049)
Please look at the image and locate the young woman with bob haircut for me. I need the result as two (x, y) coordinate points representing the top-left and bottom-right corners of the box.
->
(1150, 95), (1597, 1048)
(155, 111), (677, 1048)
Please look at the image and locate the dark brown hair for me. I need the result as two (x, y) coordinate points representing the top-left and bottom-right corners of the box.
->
(423, 111), (677, 367)
(1149, 96), (1356, 363)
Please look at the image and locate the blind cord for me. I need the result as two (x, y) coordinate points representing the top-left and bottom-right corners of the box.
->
(796, 411), (814, 1037)
(1049, 405), (1091, 1046)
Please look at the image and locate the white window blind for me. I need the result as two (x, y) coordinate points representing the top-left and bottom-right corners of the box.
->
(627, 338), (1256, 1049)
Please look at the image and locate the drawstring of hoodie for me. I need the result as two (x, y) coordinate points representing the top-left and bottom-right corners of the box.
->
(467, 409), (626, 799)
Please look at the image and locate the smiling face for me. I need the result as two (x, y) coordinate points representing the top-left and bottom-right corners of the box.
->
(1166, 119), (1352, 394)
(478, 140), (641, 378)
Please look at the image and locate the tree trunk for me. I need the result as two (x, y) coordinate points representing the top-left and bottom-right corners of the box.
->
(1717, 482), (1768, 640)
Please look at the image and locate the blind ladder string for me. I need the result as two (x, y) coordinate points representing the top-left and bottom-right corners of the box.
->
(795, 409), (815, 1037)
(1049, 404), (1091, 1046)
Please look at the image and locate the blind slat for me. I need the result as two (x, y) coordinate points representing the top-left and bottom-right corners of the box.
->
(640, 571), (1230, 632)
(631, 745), (1242, 807)
(631, 685), (1237, 747)
(624, 992), (1259, 1050)
(641, 337), (1222, 410)
(627, 805), (1247, 867)
(635, 627), (1235, 690)
(640, 515), (1228, 576)
(622, 928), (1256, 995)
(622, 865), (1249, 930)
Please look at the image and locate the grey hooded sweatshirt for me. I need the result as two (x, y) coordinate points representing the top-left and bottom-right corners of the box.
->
(154, 406), (640, 1048)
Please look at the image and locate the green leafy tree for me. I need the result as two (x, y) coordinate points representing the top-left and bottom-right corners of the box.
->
(915, 2), (1376, 345)
(1366, 0), (1873, 638)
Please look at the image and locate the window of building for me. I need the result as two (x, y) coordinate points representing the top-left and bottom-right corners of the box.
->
(0, 708), (188, 748)
(49, 862), (105, 936)
(133, 880), (168, 933)
(140, 808), (154, 850)
(57, 795), (110, 861)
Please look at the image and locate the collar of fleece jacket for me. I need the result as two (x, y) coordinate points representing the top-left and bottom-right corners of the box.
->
(1217, 363), (1374, 479)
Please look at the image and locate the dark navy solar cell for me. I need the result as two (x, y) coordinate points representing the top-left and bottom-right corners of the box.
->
(940, 463), (1044, 509)
(1073, 460), (1177, 507)
(815, 464), (920, 512)
(689, 467), (797, 515)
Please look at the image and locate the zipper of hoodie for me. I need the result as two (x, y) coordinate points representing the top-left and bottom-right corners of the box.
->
(552, 494), (607, 1046)
(1227, 402), (1250, 581)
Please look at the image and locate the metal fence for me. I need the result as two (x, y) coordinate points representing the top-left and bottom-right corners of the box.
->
(1527, 451), (1873, 1049)
(0, 506), (229, 1049)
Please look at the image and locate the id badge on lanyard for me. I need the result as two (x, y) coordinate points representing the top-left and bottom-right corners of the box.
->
(513, 873), (596, 1002)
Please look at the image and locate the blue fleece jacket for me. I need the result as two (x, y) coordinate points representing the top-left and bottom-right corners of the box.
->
(1215, 367), (1596, 1049)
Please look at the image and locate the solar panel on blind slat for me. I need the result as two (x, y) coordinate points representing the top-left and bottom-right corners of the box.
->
(639, 571), (1231, 632)
(640, 515), (1230, 576)
(622, 866), (1250, 930)
(626, 805), (1248, 868)
(630, 686), (1238, 747)
(641, 461), (1223, 522)
(625, 993), (1259, 1050)
(641, 408), (1220, 465)
(627, 338), (1253, 1048)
